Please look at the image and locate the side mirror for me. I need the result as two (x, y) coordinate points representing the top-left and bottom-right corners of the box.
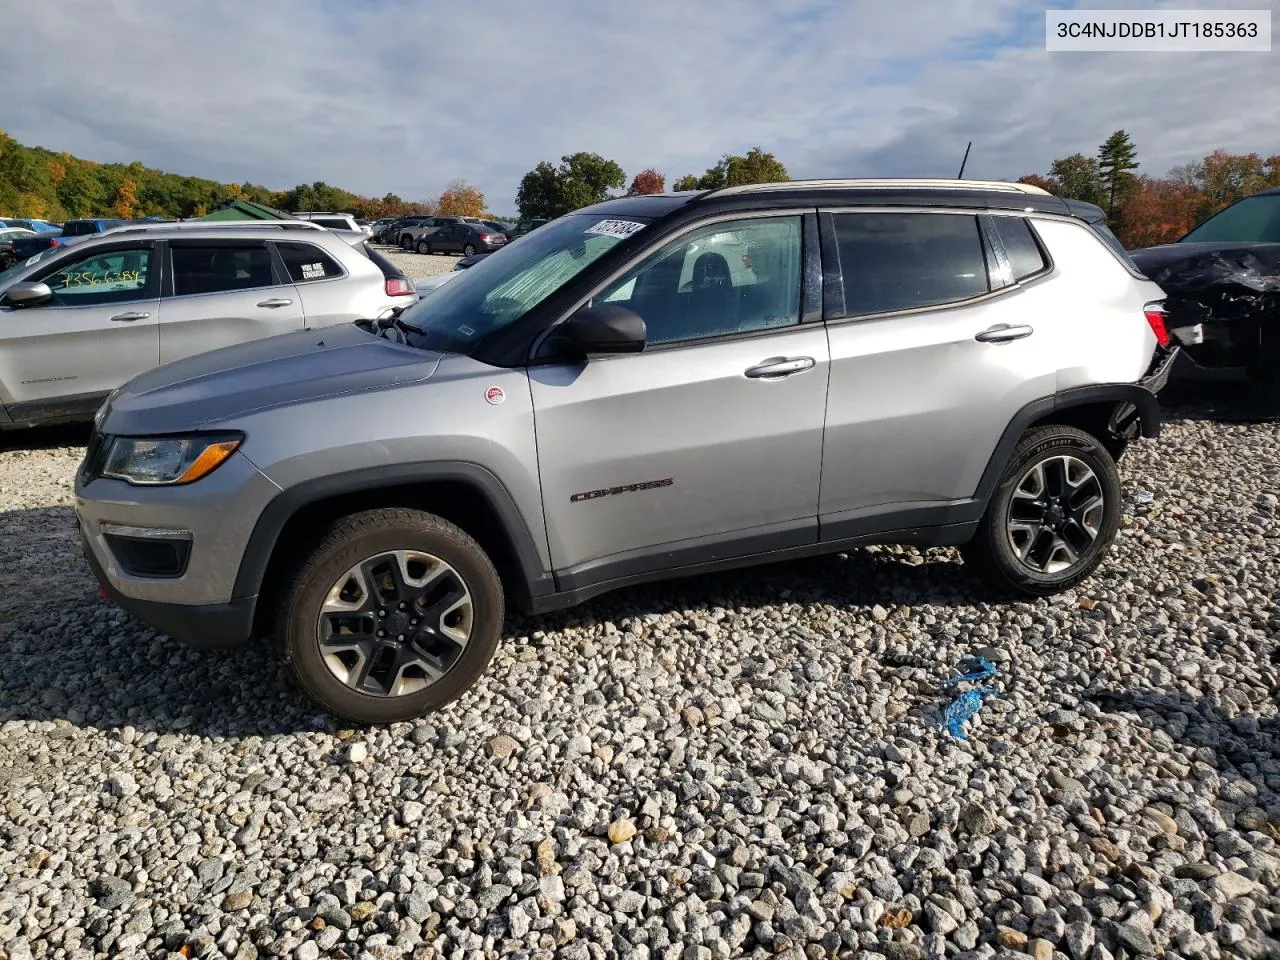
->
(555, 304), (645, 358)
(3, 281), (53, 308)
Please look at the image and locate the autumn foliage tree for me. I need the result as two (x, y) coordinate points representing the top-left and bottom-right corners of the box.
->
(112, 179), (139, 219)
(1019, 138), (1280, 250)
(434, 178), (486, 217)
(626, 169), (665, 195)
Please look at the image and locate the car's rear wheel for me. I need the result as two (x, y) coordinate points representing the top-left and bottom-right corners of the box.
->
(278, 508), (504, 724)
(463, 243), (477, 256)
(962, 425), (1121, 596)
(416, 239), (431, 255)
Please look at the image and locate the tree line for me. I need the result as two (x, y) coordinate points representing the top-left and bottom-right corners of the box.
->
(0, 130), (496, 222)
(1018, 130), (1280, 248)
(515, 147), (791, 220)
(13, 123), (1266, 251)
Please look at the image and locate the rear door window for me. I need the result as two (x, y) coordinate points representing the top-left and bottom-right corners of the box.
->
(831, 212), (989, 317)
(170, 244), (275, 296)
(276, 241), (344, 282)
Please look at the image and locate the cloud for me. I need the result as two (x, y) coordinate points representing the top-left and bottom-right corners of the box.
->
(0, 0), (1274, 211)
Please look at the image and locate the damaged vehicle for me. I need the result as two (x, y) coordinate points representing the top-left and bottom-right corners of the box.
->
(77, 178), (1174, 722)
(1129, 188), (1280, 411)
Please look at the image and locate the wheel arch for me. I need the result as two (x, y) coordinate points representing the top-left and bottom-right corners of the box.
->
(238, 462), (553, 639)
(973, 384), (1161, 509)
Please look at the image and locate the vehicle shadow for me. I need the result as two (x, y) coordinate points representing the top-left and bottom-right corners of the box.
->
(0, 422), (92, 452)
(1083, 685), (1280, 829)
(0, 503), (993, 737)
(1159, 380), (1279, 425)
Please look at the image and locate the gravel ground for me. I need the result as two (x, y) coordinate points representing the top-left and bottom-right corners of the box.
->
(2, 389), (1279, 960)
(373, 244), (461, 284)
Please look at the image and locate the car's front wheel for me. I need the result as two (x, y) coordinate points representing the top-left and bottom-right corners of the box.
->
(1246, 323), (1280, 416)
(962, 425), (1122, 596)
(416, 239), (432, 255)
(278, 508), (504, 724)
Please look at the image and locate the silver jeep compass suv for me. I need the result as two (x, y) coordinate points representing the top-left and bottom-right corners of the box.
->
(76, 179), (1177, 723)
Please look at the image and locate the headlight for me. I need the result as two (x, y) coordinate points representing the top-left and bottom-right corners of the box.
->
(102, 434), (242, 486)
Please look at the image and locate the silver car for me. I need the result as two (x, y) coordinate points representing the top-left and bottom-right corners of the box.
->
(77, 178), (1177, 723)
(0, 220), (416, 429)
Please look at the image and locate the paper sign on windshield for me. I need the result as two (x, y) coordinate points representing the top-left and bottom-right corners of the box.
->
(584, 219), (646, 240)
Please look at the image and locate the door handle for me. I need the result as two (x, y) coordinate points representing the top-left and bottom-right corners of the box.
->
(109, 312), (150, 322)
(975, 323), (1034, 343)
(744, 356), (815, 379)
(257, 298), (294, 308)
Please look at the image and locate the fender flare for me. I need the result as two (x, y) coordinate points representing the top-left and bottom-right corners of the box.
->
(231, 460), (553, 608)
(973, 383), (1162, 506)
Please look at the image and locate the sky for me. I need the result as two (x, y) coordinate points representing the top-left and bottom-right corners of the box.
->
(1, 0), (1276, 213)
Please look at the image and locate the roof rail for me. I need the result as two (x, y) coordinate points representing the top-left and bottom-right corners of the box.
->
(702, 178), (1052, 199)
(98, 219), (326, 237)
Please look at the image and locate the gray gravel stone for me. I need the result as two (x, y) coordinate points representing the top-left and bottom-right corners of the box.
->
(2, 409), (1279, 958)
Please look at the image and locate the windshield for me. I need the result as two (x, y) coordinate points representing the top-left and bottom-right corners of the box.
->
(396, 212), (651, 353)
(1181, 194), (1280, 244)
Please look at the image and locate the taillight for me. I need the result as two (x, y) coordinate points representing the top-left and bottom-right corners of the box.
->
(479, 234), (492, 242)
(1143, 301), (1170, 347)
(50, 239), (61, 248)
(385, 277), (414, 296)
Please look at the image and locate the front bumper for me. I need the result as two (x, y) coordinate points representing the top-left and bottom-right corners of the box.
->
(82, 538), (256, 649)
(75, 445), (279, 648)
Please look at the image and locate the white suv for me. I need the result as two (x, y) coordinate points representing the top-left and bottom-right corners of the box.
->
(0, 220), (416, 429)
(291, 211), (370, 235)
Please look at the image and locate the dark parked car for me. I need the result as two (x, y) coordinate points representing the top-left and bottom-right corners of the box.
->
(0, 227), (36, 268)
(414, 220), (507, 256)
(510, 218), (548, 239)
(453, 252), (492, 270)
(8, 217), (138, 260)
(480, 220), (517, 241)
(382, 216), (434, 246)
(61, 218), (131, 237)
(1, 218), (61, 235)
(1129, 188), (1280, 411)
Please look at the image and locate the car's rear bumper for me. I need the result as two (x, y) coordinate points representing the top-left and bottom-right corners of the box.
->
(1140, 344), (1179, 395)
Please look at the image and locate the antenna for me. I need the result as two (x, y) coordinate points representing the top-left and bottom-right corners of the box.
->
(957, 141), (972, 179)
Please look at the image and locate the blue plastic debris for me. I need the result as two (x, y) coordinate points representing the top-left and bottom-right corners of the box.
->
(939, 656), (1000, 739)
(941, 656), (997, 688)
(942, 687), (998, 739)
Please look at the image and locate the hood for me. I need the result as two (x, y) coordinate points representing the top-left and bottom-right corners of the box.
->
(101, 322), (444, 436)
(1129, 242), (1280, 295)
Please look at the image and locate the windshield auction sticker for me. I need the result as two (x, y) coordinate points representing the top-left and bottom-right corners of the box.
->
(585, 219), (647, 240)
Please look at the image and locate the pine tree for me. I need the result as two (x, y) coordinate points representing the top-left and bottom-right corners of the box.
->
(1098, 130), (1139, 215)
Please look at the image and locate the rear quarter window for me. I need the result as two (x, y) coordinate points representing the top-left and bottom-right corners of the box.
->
(276, 241), (344, 282)
(991, 216), (1049, 282)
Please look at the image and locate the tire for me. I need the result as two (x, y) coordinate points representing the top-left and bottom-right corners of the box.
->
(463, 244), (476, 256)
(1246, 324), (1280, 417)
(277, 507), (504, 724)
(400, 235), (414, 251)
(416, 240), (431, 255)
(961, 425), (1122, 597)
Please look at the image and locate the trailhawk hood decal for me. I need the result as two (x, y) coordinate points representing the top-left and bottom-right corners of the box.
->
(101, 323), (443, 435)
